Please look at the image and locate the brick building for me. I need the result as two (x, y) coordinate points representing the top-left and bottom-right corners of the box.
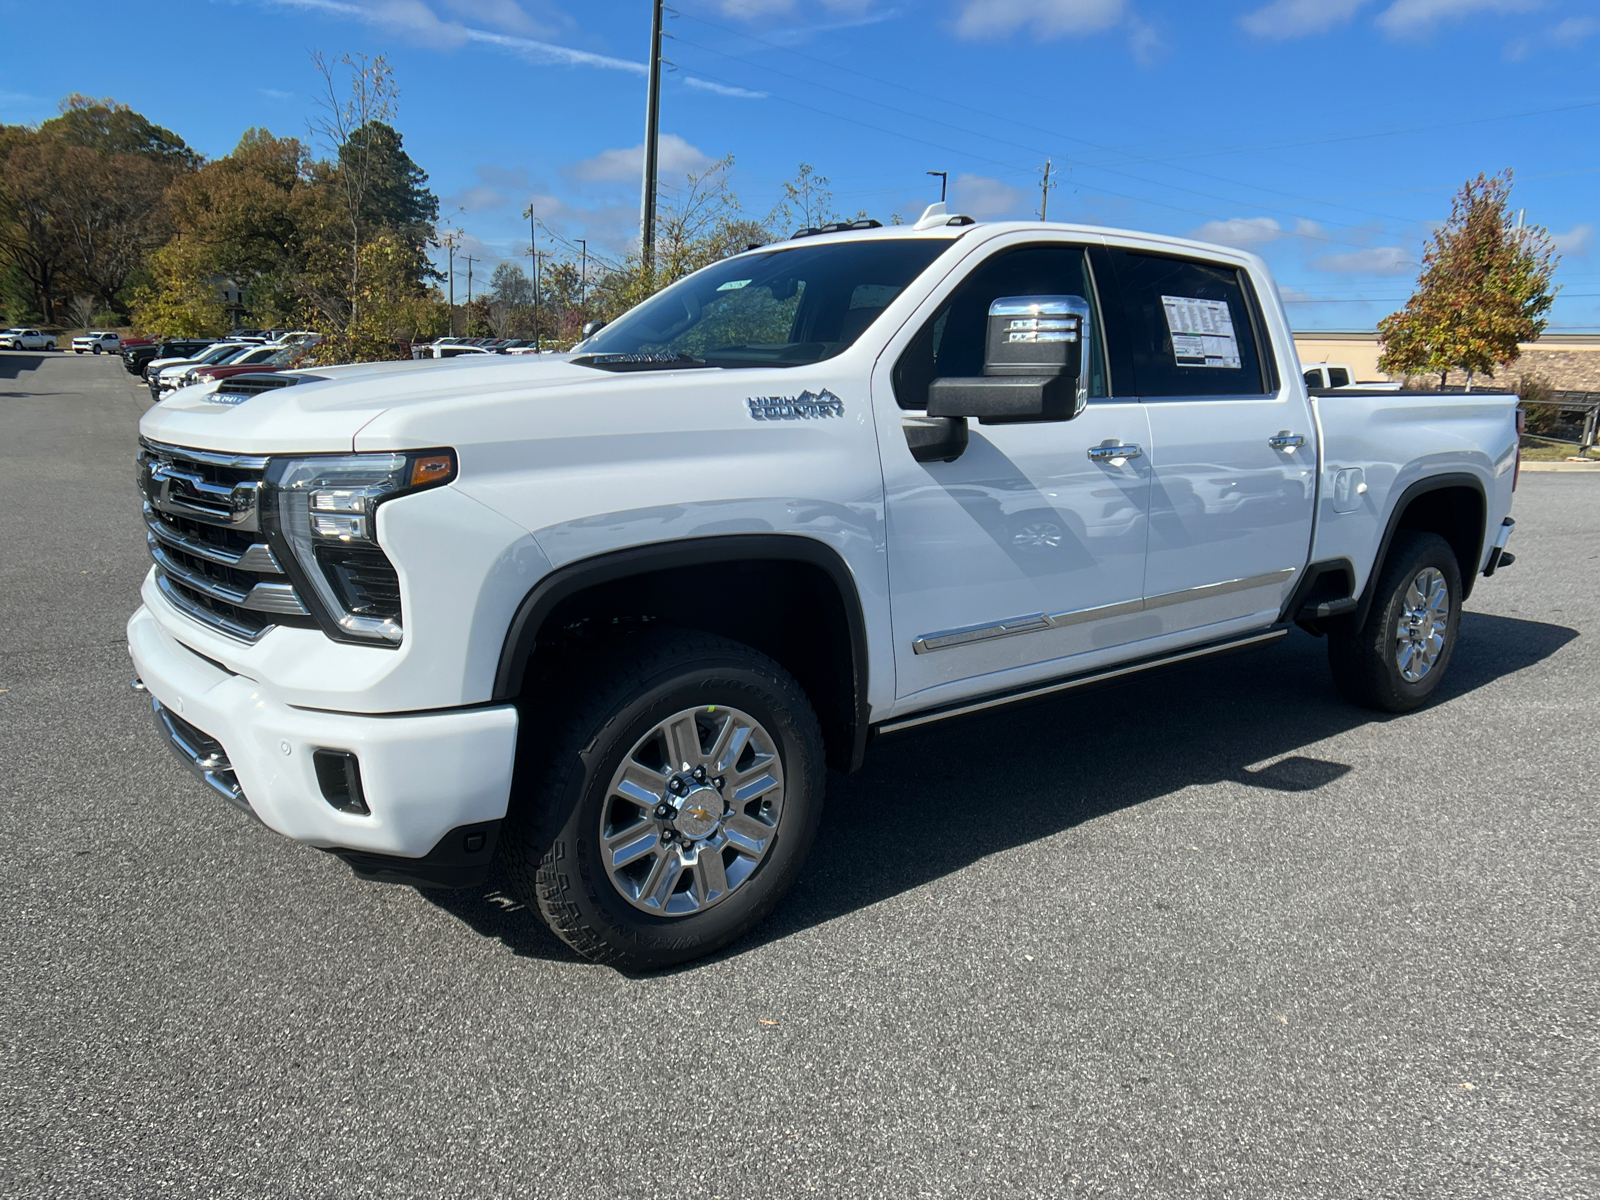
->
(1293, 331), (1600, 393)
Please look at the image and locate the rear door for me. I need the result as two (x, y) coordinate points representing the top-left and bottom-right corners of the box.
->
(1103, 246), (1315, 638)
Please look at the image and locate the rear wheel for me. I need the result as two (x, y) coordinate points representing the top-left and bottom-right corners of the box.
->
(1328, 530), (1462, 712)
(501, 628), (825, 970)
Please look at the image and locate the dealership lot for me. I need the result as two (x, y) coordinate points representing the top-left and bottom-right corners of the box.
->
(2, 351), (1594, 1198)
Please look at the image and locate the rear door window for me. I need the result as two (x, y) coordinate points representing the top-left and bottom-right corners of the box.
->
(1105, 249), (1273, 397)
(1327, 366), (1350, 388)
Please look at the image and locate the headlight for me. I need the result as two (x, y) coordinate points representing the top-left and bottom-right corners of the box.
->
(263, 450), (457, 646)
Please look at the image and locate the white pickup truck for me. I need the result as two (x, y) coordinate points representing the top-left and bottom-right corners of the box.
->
(73, 331), (122, 354)
(1, 327), (57, 350)
(128, 210), (1520, 969)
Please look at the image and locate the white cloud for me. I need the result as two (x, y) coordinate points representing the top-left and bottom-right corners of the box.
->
(259, 0), (645, 72)
(438, 0), (554, 36)
(1240, 0), (1370, 39)
(684, 77), (769, 98)
(448, 185), (509, 211)
(949, 174), (1026, 218)
(717, 0), (797, 14)
(1126, 13), (1165, 62)
(1552, 223), (1595, 257)
(952, 0), (1123, 40)
(1191, 217), (1285, 249)
(1506, 15), (1600, 58)
(1376, 0), (1540, 38)
(566, 135), (717, 185)
(1310, 245), (1414, 274)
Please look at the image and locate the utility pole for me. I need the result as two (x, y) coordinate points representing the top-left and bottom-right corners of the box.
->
(640, 0), (664, 275)
(522, 205), (539, 352)
(577, 239), (587, 309)
(926, 170), (947, 203)
(1038, 158), (1054, 221)
(442, 232), (459, 336)
(463, 254), (478, 306)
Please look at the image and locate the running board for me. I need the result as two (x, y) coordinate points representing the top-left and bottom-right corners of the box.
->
(874, 628), (1288, 737)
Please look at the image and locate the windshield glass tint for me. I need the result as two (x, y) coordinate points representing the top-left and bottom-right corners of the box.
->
(581, 239), (949, 367)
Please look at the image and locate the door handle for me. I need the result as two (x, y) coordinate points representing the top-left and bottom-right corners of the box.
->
(1088, 443), (1143, 464)
(1269, 433), (1306, 450)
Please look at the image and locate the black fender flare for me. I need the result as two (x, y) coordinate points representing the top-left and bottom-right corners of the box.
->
(492, 534), (873, 771)
(1351, 471), (1488, 629)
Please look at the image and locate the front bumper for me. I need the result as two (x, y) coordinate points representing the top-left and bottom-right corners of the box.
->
(128, 603), (519, 865)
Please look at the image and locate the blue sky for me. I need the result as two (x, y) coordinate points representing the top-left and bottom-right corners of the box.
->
(2, 0), (1597, 330)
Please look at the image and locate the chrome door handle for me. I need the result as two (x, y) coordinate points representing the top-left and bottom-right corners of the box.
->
(1269, 433), (1306, 450)
(1088, 444), (1143, 463)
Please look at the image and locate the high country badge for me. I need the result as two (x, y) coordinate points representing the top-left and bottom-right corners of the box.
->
(746, 389), (844, 421)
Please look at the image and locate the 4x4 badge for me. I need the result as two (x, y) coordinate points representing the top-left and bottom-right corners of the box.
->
(747, 389), (844, 421)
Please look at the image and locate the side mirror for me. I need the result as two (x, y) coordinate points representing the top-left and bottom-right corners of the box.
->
(580, 320), (608, 339)
(926, 296), (1089, 425)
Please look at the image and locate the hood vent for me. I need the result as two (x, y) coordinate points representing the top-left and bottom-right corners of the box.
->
(215, 372), (324, 398)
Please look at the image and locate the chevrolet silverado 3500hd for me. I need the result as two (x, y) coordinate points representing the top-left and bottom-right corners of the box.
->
(128, 208), (1520, 969)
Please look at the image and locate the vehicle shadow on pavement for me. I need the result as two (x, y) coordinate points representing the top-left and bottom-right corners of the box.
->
(422, 612), (1577, 968)
(0, 352), (52, 381)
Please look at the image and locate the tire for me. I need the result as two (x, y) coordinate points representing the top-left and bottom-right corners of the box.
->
(1328, 530), (1463, 713)
(501, 628), (826, 971)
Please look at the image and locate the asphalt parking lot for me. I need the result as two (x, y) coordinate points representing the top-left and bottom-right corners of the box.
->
(2, 350), (1595, 1199)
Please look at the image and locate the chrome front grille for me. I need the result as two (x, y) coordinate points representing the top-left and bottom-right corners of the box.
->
(138, 439), (314, 642)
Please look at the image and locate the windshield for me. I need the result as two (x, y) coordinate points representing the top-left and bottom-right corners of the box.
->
(580, 238), (950, 368)
(197, 344), (245, 365)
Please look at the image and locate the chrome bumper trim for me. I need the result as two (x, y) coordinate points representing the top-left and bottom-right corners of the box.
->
(150, 696), (255, 817)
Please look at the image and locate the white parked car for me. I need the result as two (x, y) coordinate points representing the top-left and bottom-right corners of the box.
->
(1302, 362), (1401, 392)
(130, 208), (1520, 970)
(150, 342), (265, 398)
(73, 331), (122, 354)
(1, 328), (57, 350)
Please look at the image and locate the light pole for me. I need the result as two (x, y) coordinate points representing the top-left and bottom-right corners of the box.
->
(640, 0), (664, 274)
(577, 238), (587, 309)
(442, 232), (459, 336)
(926, 170), (947, 203)
(463, 254), (477, 306)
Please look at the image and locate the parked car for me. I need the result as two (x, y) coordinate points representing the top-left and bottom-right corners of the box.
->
(129, 208), (1520, 970)
(73, 331), (122, 354)
(129, 338), (218, 379)
(182, 344), (309, 390)
(150, 342), (267, 399)
(117, 337), (157, 373)
(1302, 363), (1401, 392)
(1, 328), (57, 350)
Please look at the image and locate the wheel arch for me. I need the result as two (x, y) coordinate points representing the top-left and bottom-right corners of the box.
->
(494, 535), (872, 773)
(1351, 472), (1487, 628)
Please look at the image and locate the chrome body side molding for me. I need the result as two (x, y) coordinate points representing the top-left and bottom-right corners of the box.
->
(911, 568), (1295, 654)
(881, 628), (1287, 736)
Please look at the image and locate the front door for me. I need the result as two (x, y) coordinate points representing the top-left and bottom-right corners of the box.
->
(875, 239), (1153, 709)
(1104, 247), (1316, 637)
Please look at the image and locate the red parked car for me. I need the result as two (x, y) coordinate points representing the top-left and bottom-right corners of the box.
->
(189, 345), (309, 388)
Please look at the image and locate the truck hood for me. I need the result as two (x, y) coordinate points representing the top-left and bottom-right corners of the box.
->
(139, 354), (611, 454)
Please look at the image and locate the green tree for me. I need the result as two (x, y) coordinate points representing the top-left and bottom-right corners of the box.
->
(1379, 170), (1560, 388)
(41, 94), (199, 170)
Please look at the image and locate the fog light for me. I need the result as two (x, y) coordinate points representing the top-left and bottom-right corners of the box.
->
(313, 749), (369, 815)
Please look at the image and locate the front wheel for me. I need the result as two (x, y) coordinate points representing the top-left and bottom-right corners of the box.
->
(501, 629), (826, 970)
(1328, 530), (1462, 712)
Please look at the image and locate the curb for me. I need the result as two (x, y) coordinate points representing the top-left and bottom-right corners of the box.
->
(1520, 460), (1600, 472)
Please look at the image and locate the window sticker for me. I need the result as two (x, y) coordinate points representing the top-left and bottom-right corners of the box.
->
(1161, 295), (1241, 369)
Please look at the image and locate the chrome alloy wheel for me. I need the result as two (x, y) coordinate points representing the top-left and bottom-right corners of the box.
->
(1394, 566), (1450, 683)
(600, 705), (785, 916)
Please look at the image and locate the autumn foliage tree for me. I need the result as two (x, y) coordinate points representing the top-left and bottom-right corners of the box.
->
(1379, 170), (1560, 388)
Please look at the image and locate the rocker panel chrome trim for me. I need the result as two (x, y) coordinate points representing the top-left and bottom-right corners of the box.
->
(910, 568), (1296, 654)
(883, 629), (1288, 734)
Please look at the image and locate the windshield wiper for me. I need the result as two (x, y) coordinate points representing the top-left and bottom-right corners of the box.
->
(571, 352), (712, 372)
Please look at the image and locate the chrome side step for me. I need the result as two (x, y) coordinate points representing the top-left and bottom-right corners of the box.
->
(875, 628), (1288, 736)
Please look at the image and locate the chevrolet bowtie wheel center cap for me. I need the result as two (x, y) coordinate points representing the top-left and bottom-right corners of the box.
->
(673, 787), (725, 840)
